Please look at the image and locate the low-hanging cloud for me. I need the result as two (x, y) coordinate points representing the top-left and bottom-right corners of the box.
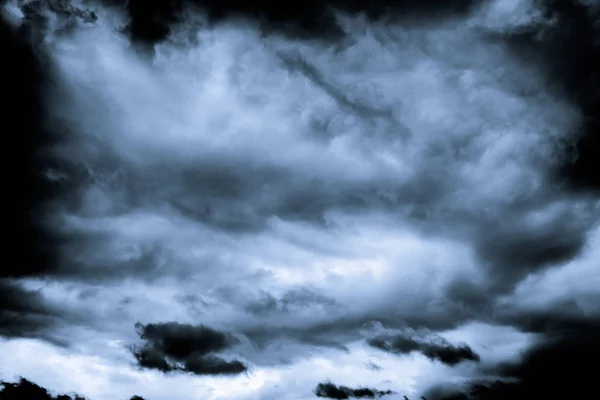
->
(130, 322), (247, 375)
(0, 280), (56, 340)
(315, 382), (395, 399)
(426, 319), (600, 400)
(367, 330), (480, 366)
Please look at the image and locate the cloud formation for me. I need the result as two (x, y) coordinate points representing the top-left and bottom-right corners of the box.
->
(429, 314), (600, 400)
(367, 330), (480, 366)
(130, 322), (247, 375)
(0, 280), (82, 347)
(2, 0), (600, 399)
(315, 382), (395, 399)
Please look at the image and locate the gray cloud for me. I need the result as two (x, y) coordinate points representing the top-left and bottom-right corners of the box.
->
(425, 318), (600, 400)
(244, 288), (340, 316)
(315, 381), (395, 399)
(130, 322), (247, 376)
(0, 280), (57, 341)
(3, 0), (600, 399)
(16, 0), (597, 309)
(367, 331), (480, 366)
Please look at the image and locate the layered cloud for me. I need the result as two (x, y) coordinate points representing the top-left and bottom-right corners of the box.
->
(315, 382), (395, 399)
(3, 0), (600, 399)
(366, 330), (480, 366)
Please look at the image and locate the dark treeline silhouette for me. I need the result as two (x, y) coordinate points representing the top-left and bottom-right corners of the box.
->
(0, 378), (145, 400)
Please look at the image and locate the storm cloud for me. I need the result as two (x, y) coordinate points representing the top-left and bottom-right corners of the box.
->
(130, 322), (247, 375)
(0, 280), (60, 341)
(315, 382), (395, 399)
(426, 319), (600, 400)
(3, 0), (600, 399)
(367, 331), (480, 366)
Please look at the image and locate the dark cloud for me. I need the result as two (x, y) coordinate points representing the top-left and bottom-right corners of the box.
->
(112, 0), (483, 46)
(2, 0), (600, 398)
(17, 0), (98, 48)
(471, 206), (593, 293)
(161, 159), (343, 231)
(130, 322), (247, 375)
(367, 331), (480, 366)
(2, 0), (50, 340)
(240, 314), (372, 352)
(135, 322), (238, 357)
(0, 280), (57, 340)
(20, 0), (97, 25)
(8, 0), (598, 293)
(315, 382), (395, 399)
(241, 312), (484, 357)
(1, 0), (93, 340)
(183, 355), (247, 375)
(49, 235), (172, 283)
(546, 0), (600, 193)
(494, 0), (600, 194)
(424, 312), (600, 399)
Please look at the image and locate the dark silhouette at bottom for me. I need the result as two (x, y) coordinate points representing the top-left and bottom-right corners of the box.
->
(0, 378), (145, 400)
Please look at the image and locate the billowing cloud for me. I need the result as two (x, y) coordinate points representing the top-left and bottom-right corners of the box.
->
(2, 0), (600, 399)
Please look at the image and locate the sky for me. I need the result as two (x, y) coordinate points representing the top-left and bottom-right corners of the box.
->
(2, 0), (600, 399)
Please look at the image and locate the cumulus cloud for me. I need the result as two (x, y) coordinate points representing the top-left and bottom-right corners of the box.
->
(3, 0), (600, 399)
(130, 322), (247, 375)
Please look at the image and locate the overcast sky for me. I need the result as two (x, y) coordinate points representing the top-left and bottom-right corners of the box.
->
(2, 0), (600, 399)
